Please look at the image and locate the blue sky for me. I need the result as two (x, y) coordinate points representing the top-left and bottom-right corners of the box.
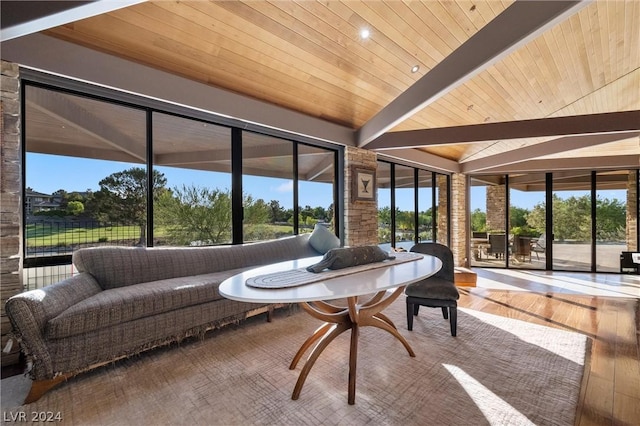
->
(27, 153), (335, 210)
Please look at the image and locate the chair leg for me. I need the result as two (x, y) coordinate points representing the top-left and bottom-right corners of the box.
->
(450, 306), (457, 337)
(441, 307), (448, 319)
(406, 301), (414, 331)
(413, 304), (420, 316)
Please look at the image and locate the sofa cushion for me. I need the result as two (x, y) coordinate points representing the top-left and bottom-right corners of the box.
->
(45, 267), (250, 339)
(308, 223), (341, 254)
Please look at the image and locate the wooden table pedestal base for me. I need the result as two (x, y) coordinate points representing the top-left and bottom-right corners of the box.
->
(288, 286), (415, 405)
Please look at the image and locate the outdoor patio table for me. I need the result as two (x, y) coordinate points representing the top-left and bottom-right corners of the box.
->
(219, 253), (442, 404)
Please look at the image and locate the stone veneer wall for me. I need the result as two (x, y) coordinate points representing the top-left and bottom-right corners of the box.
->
(437, 174), (448, 245)
(344, 146), (378, 247)
(1, 61), (22, 366)
(449, 173), (467, 266)
(627, 170), (638, 251)
(486, 184), (506, 232)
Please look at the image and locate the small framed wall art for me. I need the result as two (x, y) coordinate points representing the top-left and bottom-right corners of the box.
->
(351, 166), (376, 202)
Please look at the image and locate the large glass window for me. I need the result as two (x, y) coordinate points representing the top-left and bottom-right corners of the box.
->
(24, 85), (146, 288)
(153, 113), (232, 246)
(241, 132), (294, 242)
(22, 82), (339, 289)
(509, 173), (546, 269)
(417, 170), (434, 243)
(377, 161), (449, 252)
(298, 144), (336, 232)
(552, 172), (592, 272)
(377, 162), (392, 248)
(470, 176), (506, 267)
(595, 171), (629, 272)
(394, 165), (415, 250)
(469, 178), (488, 266)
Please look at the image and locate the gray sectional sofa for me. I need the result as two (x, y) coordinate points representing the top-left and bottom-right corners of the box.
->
(5, 233), (326, 403)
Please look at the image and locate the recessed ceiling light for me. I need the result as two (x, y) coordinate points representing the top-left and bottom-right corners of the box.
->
(411, 65), (420, 73)
(360, 28), (370, 39)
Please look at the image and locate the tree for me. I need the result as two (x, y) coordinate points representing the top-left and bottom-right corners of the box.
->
(299, 205), (314, 224)
(470, 208), (486, 232)
(66, 200), (84, 216)
(509, 206), (528, 229)
(59, 191), (84, 212)
(526, 194), (627, 242)
(93, 167), (167, 245)
(378, 206), (391, 227)
(155, 185), (232, 245)
(326, 203), (334, 225)
(526, 202), (546, 232)
(244, 196), (270, 224)
(595, 196), (626, 241)
(553, 195), (591, 241)
(395, 208), (414, 231)
(268, 200), (287, 223)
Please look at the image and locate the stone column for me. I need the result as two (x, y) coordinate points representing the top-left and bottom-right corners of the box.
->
(627, 170), (638, 251)
(486, 184), (506, 232)
(1, 60), (22, 366)
(437, 175), (448, 244)
(449, 173), (467, 266)
(344, 146), (377, 246)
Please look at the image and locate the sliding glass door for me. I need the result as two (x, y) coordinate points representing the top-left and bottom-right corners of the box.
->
(595, 171), (630, 272)
(509, 173), (546, 269)
(552, 173), (592, 271)
(470, 169), (638, 273)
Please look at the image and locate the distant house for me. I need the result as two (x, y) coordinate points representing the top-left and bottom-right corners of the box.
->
(25, 190), (60, 214)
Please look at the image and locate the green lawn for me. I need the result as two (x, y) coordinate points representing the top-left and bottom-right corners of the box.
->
(25, 222), (310, 247)
(25, 223), (139, 247)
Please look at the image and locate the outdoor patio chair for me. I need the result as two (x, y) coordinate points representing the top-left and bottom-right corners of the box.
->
(532, 233), (546, 260)
(487, 234), (508, 259)
(405, 243), (460, 337)
(513, 235), (532, 262)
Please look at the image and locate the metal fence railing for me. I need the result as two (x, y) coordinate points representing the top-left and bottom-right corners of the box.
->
(23, 220), (140, 291)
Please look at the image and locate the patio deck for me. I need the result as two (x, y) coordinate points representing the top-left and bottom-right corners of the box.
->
(471, 243), (629, 273)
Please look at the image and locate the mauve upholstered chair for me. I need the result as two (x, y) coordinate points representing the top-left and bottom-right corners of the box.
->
(406, 243), (460, 337)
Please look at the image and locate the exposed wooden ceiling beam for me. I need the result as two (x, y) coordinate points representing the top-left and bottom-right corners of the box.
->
(368, 111), (640, 150)
(376, 149), (460, 175)
(461, 131), (640, 173)
(356, 0), (591, 147)
(0, 0), (146, 42)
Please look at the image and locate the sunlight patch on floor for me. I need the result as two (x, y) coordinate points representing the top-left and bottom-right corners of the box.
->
(443, 364), (536, 426)
(459, 308), (587, 364)
(475, 269), (640, 298)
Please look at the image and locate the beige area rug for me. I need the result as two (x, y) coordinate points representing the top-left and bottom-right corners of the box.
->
(2, 298), (588, 426)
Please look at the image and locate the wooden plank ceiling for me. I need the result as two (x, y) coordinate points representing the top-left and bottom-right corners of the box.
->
(3, 0), (639, 178)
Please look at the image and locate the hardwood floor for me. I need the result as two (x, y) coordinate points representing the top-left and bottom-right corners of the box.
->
(460, 270), (639, 426)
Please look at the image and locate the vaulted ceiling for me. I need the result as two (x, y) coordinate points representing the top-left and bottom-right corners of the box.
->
(1, 0), (639, 179)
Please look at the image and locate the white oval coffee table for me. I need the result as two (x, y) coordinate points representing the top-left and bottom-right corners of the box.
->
(220, 253), (442, 404)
